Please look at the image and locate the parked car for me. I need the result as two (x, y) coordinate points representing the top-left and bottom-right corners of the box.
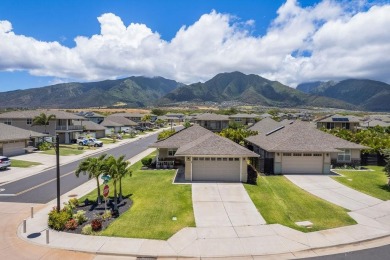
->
(78, 137), (103, 147)
(0, 156), (11, 170)
(134, 126), (146, 132)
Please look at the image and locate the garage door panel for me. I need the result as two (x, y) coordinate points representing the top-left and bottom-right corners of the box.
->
(282, 156), (323, 174)
(193, 160), (240, 182)
(3, 141), (25, 157)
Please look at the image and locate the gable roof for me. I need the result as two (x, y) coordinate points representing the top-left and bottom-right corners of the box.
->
(106, 116), (138, 126)
(74, 120), (106, 131)
(194, 113), (230, 121)
(100, 118), (124, 127)
(246, 120), (367, 153)
(229, 113), (260, 119)
(76, 111), (106, 118)
(315, 114), (361, 123)
(151, 125), (258, 157)
(361, 120), (390, 128)
(111, 112), (145, 118)
(249, 117), (283, 133)
(0, 110), (85, 120)
(0, 123), (47, 142)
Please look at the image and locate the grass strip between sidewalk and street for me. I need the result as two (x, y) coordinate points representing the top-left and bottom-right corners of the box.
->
(244, 175), (357, 232)
(10, 159), (42, 168)
(333, 166), (390, 200)
(42, 145), (85, 156)
(80, 152), (195, 240)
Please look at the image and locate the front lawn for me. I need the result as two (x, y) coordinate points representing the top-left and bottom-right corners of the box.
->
(11, 159), (42, 168)
(42, 145), (84, 156)
(244, 176), (356, 232)
(333, 166), (390, 200)
(80, 153), (195, 240)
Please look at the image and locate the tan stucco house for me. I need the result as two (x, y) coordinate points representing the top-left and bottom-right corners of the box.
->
(0, 110), (85, 144)
(194, 113), (230, 132)
(246, 120), (367, 175)
(229, 113), (260, 125)
(150, 125), (259, 182)
(315, 114), (361, 131)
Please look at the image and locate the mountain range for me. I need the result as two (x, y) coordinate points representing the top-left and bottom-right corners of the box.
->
(0, 72), (389, 111)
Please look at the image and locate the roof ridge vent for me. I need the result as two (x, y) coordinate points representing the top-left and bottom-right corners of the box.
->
(266, 126), (284, 136)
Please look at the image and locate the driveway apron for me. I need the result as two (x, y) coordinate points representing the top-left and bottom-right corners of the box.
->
(285, 175), (383, 211)
(192, 183), (266, 227)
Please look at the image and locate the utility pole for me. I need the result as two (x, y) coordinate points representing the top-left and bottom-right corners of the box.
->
(55, 134), (60, 212)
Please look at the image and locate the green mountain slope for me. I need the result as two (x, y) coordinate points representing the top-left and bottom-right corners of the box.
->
(297, 79), (390, 111)
(160, 72), (355, 109)
(0, 76), (182, 108)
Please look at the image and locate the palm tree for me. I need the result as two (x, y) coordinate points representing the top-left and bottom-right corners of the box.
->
(32, 113), (56, 134)
(75, 154), (107, 204)
(105, 155), (132, 210)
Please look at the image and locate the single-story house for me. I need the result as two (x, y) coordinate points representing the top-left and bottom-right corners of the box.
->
(249, 117), (284, 133)
(110, 113), (146, 123)
(0, 123), (47, 156)
(361, 119), (390, 128)
(74, 120), (107, 139)
(0, 110), (85, 144)
(194, 113), (230, 132)
(245, 120), (367, 175)
(100, 118), (123, 135)
(229, 113), (260, 125)
(106, 116), (138, 133)
(75, 111), (105, 124)
(150, 125), (259, 182)
(315, 114), (361, 131)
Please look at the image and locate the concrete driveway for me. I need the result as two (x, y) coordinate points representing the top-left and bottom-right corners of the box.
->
(285, 175), (383, 211)
(192, 183), (266, 227)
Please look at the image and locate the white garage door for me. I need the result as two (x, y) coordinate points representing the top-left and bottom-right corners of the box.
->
(282, 153), (323, 174)
(192, 158), (240, 182)
(3, 141), (25, 157)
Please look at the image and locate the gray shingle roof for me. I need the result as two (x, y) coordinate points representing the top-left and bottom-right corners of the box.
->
(316, 114), (361, 123)
(194, 113), (230, 121)
(249, 117), (283, 133)
(76, 111), (106, 118)
(361, 120), (390, 127)
(151, 125), (258, 157)
(0, 110), (85, 120)
(0, 123), (47, 141)
(110, 112), (145, 118)
(246, 120), (367, 153)
(106, 116), (138, 126)
(100, 118), (124, 127)
(74, 120), (106, 131)
(229, 113), (260, 119)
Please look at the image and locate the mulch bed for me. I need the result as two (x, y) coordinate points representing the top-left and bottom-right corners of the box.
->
(64, 197), (132, 234)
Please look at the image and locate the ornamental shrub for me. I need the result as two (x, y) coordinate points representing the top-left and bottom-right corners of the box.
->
(68, 198), (79, 207)
(91, 218), (102, 231)
(48, 208), (72, 231)
(38, 142), (52, 151)
(141, 157), (152, 167)
(101, 210), (112, 221)
(73, 210), (88, 224)
(64, 218), (78, 230)
(81, 224), (93, 235)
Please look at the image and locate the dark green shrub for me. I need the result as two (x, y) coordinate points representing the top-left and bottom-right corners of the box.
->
(247, 164), (258, 185)
(38, 142), (52, 151)
(48, 208), (72, 231)
(141, 157), (153, 167)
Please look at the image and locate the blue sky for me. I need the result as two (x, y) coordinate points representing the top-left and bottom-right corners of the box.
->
(0, 0), (389, 91)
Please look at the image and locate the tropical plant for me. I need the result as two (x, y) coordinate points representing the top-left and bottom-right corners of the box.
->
(183, 121), (191, 128)
(64, 218), (78, 230)
(141, 157), (152, 167)
(141, 114), (151, 122)
(73, 210), (88, 224)
(91, 218), (102, 231)
(155, 118), (164, 126)
(32, 112), (56, 134)
(75, 154), (107, 204)
(158, 129), (175, 140)
(219, 128), (258, 145)
(48, 208), (71, 231)
(81, 224), (93, 235)
(383, 149), (390, 186)
(105, 155), (132, 209)
(151, 108), (165, 116)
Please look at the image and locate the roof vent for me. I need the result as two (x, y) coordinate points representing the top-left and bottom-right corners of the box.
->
(266, 126), (284, 136)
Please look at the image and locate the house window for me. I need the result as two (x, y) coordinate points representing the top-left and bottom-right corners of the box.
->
(222, 158), (227, 161)
(193, 157), (198, 161)
(168, 149), (177, 156)
(234, 118), (242, 122)
(217, 158), (222, 161)
(303, 153), (312, 156)
(211, 158), (216, 161)
(293, 153), (302, 156)
(229, 158), (233, 161)
(3, 119), (11, 125)
(205, 157), (210, 161)
(326, 122), (335, 129)
(283, 153), (292, 156)
(313, 153), (322, 157)
(27, 118), (32, 125)
(234, 158), (239, 161)
(337, 149), (351, 162)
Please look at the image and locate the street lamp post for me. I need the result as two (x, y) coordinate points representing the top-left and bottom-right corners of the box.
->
(55, 134), (60, 212)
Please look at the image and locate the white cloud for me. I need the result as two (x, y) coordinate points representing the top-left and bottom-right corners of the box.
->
(0, 0), (389, 88)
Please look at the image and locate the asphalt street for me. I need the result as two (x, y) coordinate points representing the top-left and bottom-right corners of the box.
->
(0, 133), (159, 203)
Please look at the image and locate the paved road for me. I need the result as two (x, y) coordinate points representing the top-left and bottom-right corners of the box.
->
(0, 133), (160, 203)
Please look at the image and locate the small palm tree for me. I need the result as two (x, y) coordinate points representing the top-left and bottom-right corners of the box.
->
(105, 155), (132, 210)
(32, 112), (56, 134)
(75, 154), (107, 204)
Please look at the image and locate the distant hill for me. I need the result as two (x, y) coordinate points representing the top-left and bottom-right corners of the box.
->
(297, 79), (390, 111)
(160, 72), (356, 109)
(0, 76), (182, 108)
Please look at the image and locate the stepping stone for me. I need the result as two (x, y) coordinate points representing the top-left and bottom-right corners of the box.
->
(295, 221), (313, 228)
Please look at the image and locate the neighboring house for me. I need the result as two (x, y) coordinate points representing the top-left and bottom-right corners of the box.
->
(166, 112), (185, 121)
(75, 111), (105, 124)
(249, 117), (284, 133)
(315, 114), (360, 131)
(229, 113), (260, 125)
(105, 116), (138, 133)
(74, 120), (107, 139)
(194, 113), (230, 132)
(100, 118), (123, 135)
(361, 120), (390, 128)
(0, 123), (47, 156)
(246, 121), (367, 175)
(260, 113), (272, 119)
(150, 125), (258, 182)
(0, 110), (85, 144)
(110, 113), (145, 123)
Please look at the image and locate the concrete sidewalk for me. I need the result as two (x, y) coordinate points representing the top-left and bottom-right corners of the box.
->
(18, 178), (390, 258)
(0, 128), (168, 185)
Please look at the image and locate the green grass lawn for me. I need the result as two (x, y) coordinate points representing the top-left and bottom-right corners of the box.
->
(244, 176), (356, 232)
(333, 166), (390, 200)
(11, 159), (42, 168)
(100, 138), (117, 144)
(42, 145), (84, 156)
(80, 153), (195, 240)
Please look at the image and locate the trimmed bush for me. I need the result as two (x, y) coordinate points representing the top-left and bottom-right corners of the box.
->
(38, 142), (52, 151)
(141, 157), (152, 167)
(74, 210), (88, 224)
(81, 224), (93, 235)
(247, 164), (258, 185)
(48, 208), (72, 231)
(65, 219), (78, 230)
(102, 210), (112, 221)
(68, 198), (79, 207)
